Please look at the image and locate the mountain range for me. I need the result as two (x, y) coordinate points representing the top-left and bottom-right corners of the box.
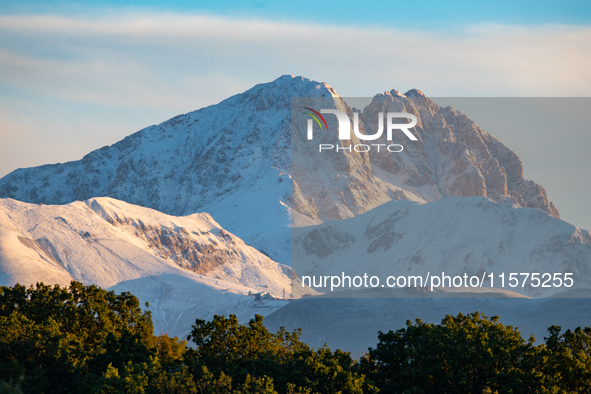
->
(0, 75), (589, 349)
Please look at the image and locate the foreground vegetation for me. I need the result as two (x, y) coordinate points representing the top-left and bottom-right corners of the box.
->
(1, 282), (591, 393)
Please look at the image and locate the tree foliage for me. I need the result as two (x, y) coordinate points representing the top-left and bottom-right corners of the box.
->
(0, 282), (153, 393)
(187, 314), (375, 393)
(360, 312), (545, 393)
(2, 282), (591, 393)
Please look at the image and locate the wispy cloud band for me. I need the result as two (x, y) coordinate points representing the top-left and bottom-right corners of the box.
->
(0, 12), (590, 180)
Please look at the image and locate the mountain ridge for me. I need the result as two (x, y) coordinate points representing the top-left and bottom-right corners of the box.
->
(0, 196), (295, 296)
(0, 75), (559, 247)
(292, 196), (590, 298)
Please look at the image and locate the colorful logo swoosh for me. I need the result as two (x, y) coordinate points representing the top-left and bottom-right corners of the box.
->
(303, 107), (328, 131)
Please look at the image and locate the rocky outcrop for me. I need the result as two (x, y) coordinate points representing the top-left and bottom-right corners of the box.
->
(364, 94), (558, 217)
(291, 89), (559, 225)
(104, 213), (241, 274)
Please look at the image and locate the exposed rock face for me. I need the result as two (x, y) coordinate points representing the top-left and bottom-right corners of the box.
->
(424, 104), (558, 217)
(102, 209), (241, 274)
(0, 75), (558, 244)
(291, 90), (559, 225)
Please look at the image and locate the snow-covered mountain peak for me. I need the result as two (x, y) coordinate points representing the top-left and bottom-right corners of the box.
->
(404, 88), (426, 97)
(86, 197), (220, 234)
(291, 87), (559, 230)
(213, 74), (339, 114)
(378, 88), (405, 97)
(0, 75), (560, 255)
(253, 74), (339, 98)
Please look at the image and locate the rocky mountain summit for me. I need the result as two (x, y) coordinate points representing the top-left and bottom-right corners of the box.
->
(0, 76), (336, 242)
(291, 88), (558, 227)
(0, 76), (558, 248)
(366, 90), (557, 217)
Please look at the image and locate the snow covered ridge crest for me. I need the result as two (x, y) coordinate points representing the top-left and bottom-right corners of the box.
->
(0, 197), (298, 299)
(292, 197), (591, 298)
(0, 75), (558, 245)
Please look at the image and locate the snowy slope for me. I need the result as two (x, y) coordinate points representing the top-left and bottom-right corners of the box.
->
(87, 197), (297, 295)
(0, 76), (558, 257)
(0, 197), (296, 296)
(0, 196), (312, 337)
(264, 295), (591, 355)
(0, 76), (338, 244)
(292, 197), (591, 298)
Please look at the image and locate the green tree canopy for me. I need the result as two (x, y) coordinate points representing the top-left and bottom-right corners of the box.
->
(3, 282), (591, 394)
(361, 312), (547, 393)
(0, 282), (156, 393)
(187, 314), (376, 393)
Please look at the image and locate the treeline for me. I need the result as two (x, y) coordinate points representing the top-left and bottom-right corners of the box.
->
(1, 283), (591, 393)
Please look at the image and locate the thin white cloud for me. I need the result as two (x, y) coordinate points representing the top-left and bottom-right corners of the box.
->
(0, 12), (590, 232)
(0, 14), (590, 107)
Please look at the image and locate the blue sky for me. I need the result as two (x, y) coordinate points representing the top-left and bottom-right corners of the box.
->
(0, 0), (590, 229)
(2, 0), (591, 27)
